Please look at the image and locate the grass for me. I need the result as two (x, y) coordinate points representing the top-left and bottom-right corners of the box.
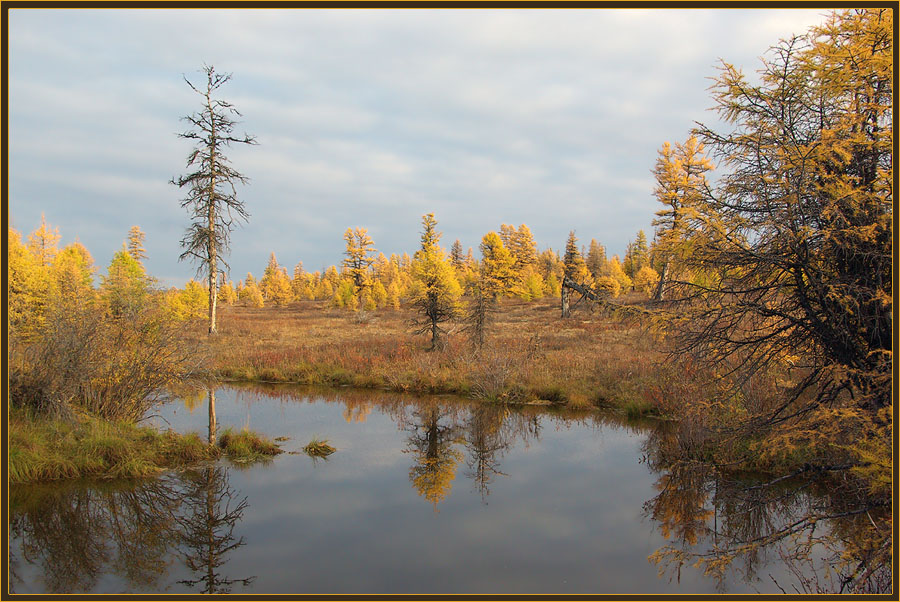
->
(8, 407), (282, 484)
(186, 295), (690, 416)
(302, 437), (336, 458)
(218, 427), (285, 462)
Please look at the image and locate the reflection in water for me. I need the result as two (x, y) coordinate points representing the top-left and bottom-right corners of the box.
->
(9, 467), (253, 594)
(10, 384), (889, 594)
(642, 426), (892, 593)
(177, 467), (255, 593)
(207, 387), (217, 445)
(404, 403), (465, 509)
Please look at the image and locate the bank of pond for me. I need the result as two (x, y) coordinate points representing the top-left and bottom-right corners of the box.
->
(8, 384), (889, 594)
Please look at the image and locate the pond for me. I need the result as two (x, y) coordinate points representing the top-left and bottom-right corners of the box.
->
(8, 384), (862, 594)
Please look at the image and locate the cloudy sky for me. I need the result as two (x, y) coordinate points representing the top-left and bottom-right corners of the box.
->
(8, 8), (828, 287)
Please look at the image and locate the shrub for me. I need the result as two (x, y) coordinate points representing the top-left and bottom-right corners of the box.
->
(9, 297), (203, 422)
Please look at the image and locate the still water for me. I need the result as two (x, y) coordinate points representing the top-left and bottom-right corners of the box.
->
(9, 384), (847, 594)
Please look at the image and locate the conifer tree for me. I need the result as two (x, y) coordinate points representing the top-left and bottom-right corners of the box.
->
(342, 227), (376, 300)
(508, 224), (538, 272)
(450, 239), (465, 270)
(561, 231), (590, 317)
(172, 64), (257, 335)
(101, 245), (151, 318)
(410, 214), (461, 351)
(126, 225), (148, 264)
(479, 232), (517, 299)
(52, 242), (96, 302)
(27, 213), (61, 268)
(651, 136), (713, 300)
(585, 239), (607, 280)
(9, 228), (49, 337)
(682, 8), (892, 415)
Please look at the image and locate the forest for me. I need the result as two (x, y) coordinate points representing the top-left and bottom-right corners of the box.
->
(7, 8), (892, 595)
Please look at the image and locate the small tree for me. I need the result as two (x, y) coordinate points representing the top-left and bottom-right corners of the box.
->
(561, 231), (590, 317)
(101, 245), (151, 319)
(126, 225), (148, 264)
(479, 232), (517, 299)
(171, 64), (256, 335)
(650, 136), (712, 300)
(342, 227), (377, 304)
(27, 213), (60, 268)
(410, 214), (461, 350)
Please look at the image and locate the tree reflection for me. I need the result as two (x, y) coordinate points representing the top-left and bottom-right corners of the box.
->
(9, 467), (255, 594)
(464, 404), (511, 502)
(405, 404), (464, 509)
(642, 426), (892, 593)
(10, 478), (182, 592)
(177, 466), (255, 593)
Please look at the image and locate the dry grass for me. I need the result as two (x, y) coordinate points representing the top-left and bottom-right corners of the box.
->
(302, 437), (337, 458)
(187, 296), (688, 413)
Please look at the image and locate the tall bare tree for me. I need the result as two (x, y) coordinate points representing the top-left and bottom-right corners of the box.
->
(172, 65), (256, 335)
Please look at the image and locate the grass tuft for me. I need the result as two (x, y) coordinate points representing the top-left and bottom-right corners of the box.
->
(303, 437), (337, 458)
(218, 428), (284, 463)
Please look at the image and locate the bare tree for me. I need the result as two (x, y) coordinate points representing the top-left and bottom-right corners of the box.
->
(171, 64), (257, 335)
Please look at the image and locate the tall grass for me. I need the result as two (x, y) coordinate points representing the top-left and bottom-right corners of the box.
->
(8, 407), (217, 484)
(8, 408), (284, 484)
(200, 299), (676, 413)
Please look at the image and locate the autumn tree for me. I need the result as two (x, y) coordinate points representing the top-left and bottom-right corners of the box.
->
(409, 214), (461, 350)
(650, 136), (713, 300)
(171, 64), (257, 335)
(52, 242), (96, 303)
(506, 224), (538, 273)
(449, 239), (465, 270)
(126, 226), (148, 264)
(27, 213), (60, 268)
(585, 239), (607, 280)
(479, 231), (517, 299)
(560, 231), (590, 317)
(8, 228), (48, 338)
(101, 245), (151, 318)
(679, 8), (893, 418)
(342, 227), (376, 305)
(623, 230), (650, 281)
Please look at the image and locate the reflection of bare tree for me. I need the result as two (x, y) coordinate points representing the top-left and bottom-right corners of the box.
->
(207, 387), (217, 445)
(9, 477), (183, 592)
(9, 468), (256, 594)
(642, 427), (892, 593)
(177, 466), (255, 593)
(464, 405), (511, 502)
(405, 404), (464, 510)
(11, 488), (109, 592)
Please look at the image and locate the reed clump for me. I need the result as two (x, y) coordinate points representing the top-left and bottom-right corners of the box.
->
(302, 437), (336, 458)
(218, 428), (284, 462)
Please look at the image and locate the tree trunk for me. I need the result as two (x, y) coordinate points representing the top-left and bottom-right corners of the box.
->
(561, 285), (570, 318)
(430, 318), (440, 351)
(653, 261), (668, 301)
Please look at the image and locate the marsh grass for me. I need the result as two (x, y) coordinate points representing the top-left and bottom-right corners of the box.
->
(8, 407), (218, 484)
(195, 298), (679, 413)
(9, 408), (284, 483)
(218, 427), (284, 463)
(303, 437), (336, 458)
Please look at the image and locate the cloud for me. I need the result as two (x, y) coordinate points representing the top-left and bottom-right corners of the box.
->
(8, 8), (828, 286)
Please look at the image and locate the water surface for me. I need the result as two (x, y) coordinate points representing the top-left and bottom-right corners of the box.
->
(9, 384), (850, 594)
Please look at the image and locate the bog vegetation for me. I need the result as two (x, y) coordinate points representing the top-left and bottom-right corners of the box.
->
(6, 9), (891, 594)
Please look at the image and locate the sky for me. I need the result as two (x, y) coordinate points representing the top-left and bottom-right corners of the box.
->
(8, 8), (829, 288)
